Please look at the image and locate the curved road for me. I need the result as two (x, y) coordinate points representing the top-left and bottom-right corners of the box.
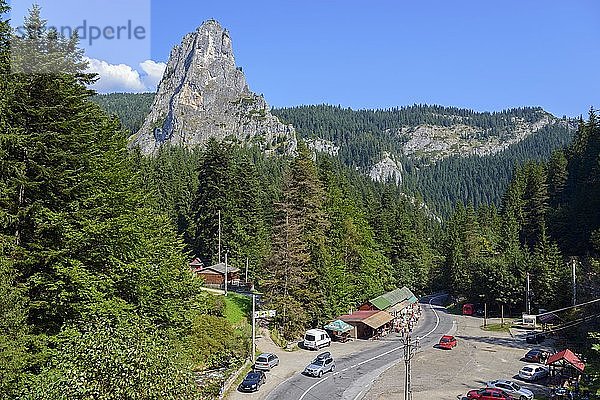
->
(265, 294), (455, 400)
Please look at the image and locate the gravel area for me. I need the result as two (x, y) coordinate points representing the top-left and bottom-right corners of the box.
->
(363, 316), (556, 400)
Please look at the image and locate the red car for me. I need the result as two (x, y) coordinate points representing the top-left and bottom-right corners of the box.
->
(438, 335), (457, 349)
(467, 388), (511, 400)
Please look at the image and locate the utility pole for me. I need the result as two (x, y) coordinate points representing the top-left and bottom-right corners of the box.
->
(526, 272), (531, 315)
(218, 210), (221, 264)
(252, 294), (256, 364)
(224, 251), (228, 296)
(245, 257), (249, 284)
(572, 259), (577, 306)
(501, 304), (504, 326)
(484, 303), (487, 327)
(402, 333), (419, 400)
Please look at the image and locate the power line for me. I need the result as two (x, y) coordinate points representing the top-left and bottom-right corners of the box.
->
(547, 312), (600, 334)
(536, 298), (600, 317)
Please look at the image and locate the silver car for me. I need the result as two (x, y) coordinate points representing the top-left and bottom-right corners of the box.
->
(519, 364), (549, 381)
(486, 380), (533, 400)
(303, 352), (335, 378)
(255, 353), (279, 371)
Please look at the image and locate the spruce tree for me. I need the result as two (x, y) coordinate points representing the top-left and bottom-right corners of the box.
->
(262, 142), (328, 338)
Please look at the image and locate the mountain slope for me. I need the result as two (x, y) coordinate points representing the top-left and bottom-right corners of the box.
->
(93, 95), (574, 214)
(273, 104), (575, 213)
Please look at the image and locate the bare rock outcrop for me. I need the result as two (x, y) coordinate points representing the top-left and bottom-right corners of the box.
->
(129, 20), (296, 154)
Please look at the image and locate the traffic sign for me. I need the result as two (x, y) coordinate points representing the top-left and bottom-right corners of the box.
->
(254, 310), (276, 318)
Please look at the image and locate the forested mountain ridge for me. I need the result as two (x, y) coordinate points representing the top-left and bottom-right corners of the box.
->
(273, 104), (574, 168)
(91, 92), (154, 135)
(94, 93), (575, 214)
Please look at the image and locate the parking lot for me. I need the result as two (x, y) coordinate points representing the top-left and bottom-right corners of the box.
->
(363, 315), (556, 400)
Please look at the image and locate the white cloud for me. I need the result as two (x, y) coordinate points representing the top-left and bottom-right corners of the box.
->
(85, 58), (166, 93)
(140, 60), (166, 89)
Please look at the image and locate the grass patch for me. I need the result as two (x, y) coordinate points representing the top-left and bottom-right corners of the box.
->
(224, 293), (252, 326)
(481, 323), (511, 332)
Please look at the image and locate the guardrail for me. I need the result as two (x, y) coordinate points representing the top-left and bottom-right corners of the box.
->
(219, 359), (252, 399)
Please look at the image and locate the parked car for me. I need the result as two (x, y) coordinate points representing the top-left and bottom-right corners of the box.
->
(238, 370), (266, 392)
(254, 353), (279, 371)
(526, 331), (546, 344)
(486, 379), (534, 400)
(519, 364), (549, 381)
(303, 329), (331, 350)
(438, 335), (457, 349)
(303, 351), (335, 378)
(466, 388), (512, 400)
(523, 348), (549, 363)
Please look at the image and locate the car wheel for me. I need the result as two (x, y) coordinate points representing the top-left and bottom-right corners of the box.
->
(318, 371), (323, 378)
(520, 396), (527, 400)
(327, 341), (331, 347)
(331, 365), (336, 372)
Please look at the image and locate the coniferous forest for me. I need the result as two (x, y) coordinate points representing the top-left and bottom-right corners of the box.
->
(1, 4), (600, 399)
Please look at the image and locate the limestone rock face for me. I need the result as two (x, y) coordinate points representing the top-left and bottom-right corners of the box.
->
(369, 152), (403, 185)
(129, 20), (296, 154)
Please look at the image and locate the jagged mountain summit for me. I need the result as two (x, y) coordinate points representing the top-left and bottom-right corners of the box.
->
(129, 20), (296, 154)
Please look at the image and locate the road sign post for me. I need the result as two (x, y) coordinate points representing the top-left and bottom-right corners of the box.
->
(251, 294), (255, 364)
(251, 304), (276, 364)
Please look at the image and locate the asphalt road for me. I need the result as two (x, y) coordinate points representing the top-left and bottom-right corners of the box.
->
(265, 294), (455, 400)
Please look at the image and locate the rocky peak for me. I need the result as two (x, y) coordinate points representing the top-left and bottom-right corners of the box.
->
(129, 20), (296, 154)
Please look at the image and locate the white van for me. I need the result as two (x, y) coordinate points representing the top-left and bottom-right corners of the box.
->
(303, 329), (331, 350)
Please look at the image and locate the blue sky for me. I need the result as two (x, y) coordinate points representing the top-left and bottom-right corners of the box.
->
(10, 1), (600, 116)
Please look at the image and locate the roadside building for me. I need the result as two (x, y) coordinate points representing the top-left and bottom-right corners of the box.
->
(192, 261), (240, 288)
(338, 310), (394, 339)
(189, 257), (205, 272)
(359, 286), (419, 332)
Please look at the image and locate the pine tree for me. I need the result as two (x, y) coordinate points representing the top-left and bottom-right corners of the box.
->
(262, 195), (312, 338)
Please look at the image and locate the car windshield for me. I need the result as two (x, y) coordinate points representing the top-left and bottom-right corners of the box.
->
(246, 373), (260, 380)
(441, 338), (449, 342)
(256, 357), (268, 363)
(305, 334), (315, 341)
(510, 382), (521, 390)
(522, 367), (533, 372)
(312, 360), (325, 366)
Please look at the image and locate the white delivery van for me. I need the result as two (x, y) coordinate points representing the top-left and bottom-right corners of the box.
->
(303, 329), (331, 350)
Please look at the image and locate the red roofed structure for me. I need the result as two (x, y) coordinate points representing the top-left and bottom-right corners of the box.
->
(546, 349), (585, 378)
(189, 257), (205, 272)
